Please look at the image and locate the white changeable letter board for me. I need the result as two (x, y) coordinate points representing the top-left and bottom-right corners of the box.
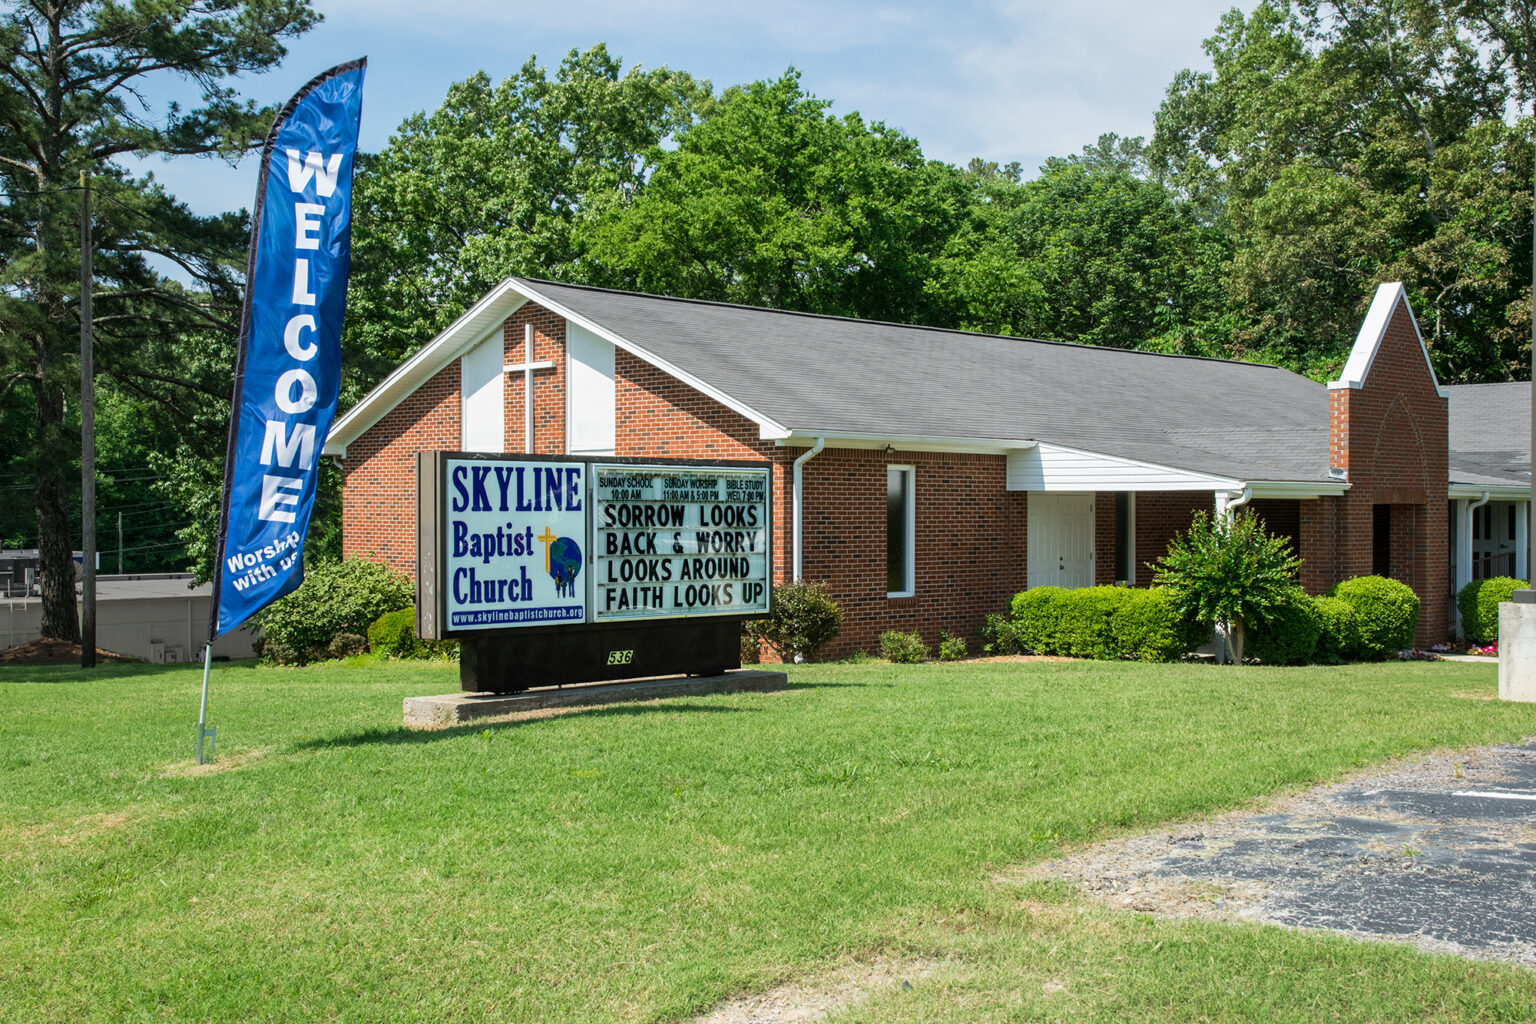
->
(444, 458), (587, 629)
(593, 464), (771, 621)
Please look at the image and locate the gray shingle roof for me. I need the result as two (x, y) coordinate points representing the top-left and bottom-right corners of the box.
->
(1446, 383), (1530, 489)
(523, 279), (1333, 483)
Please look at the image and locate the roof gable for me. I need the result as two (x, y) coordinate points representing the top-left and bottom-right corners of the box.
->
(1327, 282), (1446, 398)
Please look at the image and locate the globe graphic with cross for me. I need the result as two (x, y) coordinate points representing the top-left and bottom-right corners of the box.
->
(548, 537), (582, 597)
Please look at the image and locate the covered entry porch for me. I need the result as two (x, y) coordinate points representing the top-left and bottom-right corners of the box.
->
(1007, 443), (1348, 593)
(1449, 486), (1530, 637)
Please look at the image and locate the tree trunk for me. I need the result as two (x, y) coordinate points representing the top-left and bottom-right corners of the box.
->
(1215, 617), (1246, 665)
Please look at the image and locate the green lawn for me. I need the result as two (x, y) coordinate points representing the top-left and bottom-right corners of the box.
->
(3, 657), (1535, 1022)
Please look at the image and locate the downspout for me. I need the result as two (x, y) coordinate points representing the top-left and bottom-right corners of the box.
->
(1462, 491), (1486, 589)
(1218, 485), (1252, 517)
(792, 437), (826, 583)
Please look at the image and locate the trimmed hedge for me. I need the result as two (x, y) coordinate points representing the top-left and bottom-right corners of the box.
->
(1312, 596), (1359, 664)
(1458, 577), (1526, 646)
(1329, 575), (1419, 659)
(1009, 586), (1198, 663)
(1246, 591), (1323, 665)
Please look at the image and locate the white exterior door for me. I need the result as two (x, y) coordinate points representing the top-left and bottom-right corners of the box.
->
(1027, 492), (1095, 589)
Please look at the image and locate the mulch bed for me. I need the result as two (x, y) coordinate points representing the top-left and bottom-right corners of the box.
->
(0, 637), (139, 665)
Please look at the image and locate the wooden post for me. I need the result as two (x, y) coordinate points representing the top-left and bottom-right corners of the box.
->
(79, 172), (96, 669)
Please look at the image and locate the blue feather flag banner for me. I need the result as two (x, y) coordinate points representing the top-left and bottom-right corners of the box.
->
(211, 59), (366, 638)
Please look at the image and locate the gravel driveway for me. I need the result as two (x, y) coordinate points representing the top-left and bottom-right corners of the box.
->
(1029, 739), (1536, 966)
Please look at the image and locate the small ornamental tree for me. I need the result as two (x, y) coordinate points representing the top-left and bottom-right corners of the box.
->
(1153, 509), (1304, 664)
(749, 580), (844, 662)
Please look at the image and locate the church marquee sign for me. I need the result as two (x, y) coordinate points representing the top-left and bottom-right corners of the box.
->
(417, 453), (773, 692)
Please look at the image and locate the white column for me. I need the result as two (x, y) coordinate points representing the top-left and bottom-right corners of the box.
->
(1518, 501), (1530, 581)
(1454, 499), (1473, 636)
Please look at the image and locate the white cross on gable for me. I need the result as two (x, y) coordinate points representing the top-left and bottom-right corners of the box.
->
(504, 323), (557, 454)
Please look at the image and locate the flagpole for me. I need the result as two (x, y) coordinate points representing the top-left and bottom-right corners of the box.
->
(196, 642), (214, 764)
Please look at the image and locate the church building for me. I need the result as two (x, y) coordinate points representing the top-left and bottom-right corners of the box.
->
(326, 277), (1527, 657)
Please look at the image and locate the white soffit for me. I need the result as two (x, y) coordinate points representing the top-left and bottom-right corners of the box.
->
(779, 431), (1039, 455)
(1007, 443), (1243, 492)
(1327, 282), (1448, 398)
(1449, 483), (1529, 501)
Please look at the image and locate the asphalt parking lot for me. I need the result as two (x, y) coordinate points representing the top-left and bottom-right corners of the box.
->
(1038, 740), (1536, 965)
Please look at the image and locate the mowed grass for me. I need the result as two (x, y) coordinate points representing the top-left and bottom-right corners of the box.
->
(2, 657), (1535, 1022)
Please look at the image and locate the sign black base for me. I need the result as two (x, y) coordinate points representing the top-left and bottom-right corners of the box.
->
(459, 618), (741, 693)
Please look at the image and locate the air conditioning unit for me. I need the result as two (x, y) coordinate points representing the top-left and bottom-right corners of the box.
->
(148, 640), (165, 662)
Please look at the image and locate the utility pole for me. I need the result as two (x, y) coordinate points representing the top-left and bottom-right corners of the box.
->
(80, 173), (96, 669)
(117, 511), (122, 574)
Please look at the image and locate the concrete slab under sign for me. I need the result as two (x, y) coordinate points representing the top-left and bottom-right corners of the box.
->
(403, 668), (789, 728)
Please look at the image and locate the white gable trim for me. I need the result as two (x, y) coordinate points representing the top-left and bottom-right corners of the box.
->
(324, 280), (530, 456)
(324, 278), (787, 457)
(1326, 282), (1447, 398)
(513, 280), (788, 439)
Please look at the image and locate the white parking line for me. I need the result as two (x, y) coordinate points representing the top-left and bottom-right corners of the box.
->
(1451, 790), (1536, 802)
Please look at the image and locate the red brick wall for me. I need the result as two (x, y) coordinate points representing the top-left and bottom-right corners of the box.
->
(1095, 492), (1117, 585)
(1133, 492), (1213, 587)
(799, 449), (1028, 659)
(503, 305), (567, 455)
(614, 349), (792, 588)
(615, 351), (1028, 658)
(1298, 498), (1337, 594)
(341, 361), (460, 576)
(1326, 294), (1449, 644)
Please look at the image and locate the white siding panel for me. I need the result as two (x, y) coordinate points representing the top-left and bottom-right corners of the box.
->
(567, 321), (616, 455)
(459, 331), (505, 452)
(1008, 443), (1238, 492)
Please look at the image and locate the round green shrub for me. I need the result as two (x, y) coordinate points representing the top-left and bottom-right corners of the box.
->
(1312, 596), (1359, 664)
(258, 558), (414, 664)
(368, 607), (421, 658)
(880, 629), (928, 663)
(749, 580), (843, 662)
(936, 630), (967, 661)
(1152, 509), (1303, 665)
(1246, 592), (1323, 665)
(1458, 577), (1527, 646)
(1329, 575), (1419, 659)
(979, 612), (1020, 655)
(1108, 587), (1201, 663)
(327, 633), (368, 659)
(367, 607), (458, 660)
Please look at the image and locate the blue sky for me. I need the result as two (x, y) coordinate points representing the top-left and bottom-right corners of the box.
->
(129, 0), (1248, 216)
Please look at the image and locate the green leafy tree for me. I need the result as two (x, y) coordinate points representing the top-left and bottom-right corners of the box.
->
(1153, 509), (1305, 664)
(931, 143), (1231, 349)
(1149, 0), (1532, 380)
(0, 0), (316, 639)
(585, 69), (968, 325)
(346, 45), (709, 387)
